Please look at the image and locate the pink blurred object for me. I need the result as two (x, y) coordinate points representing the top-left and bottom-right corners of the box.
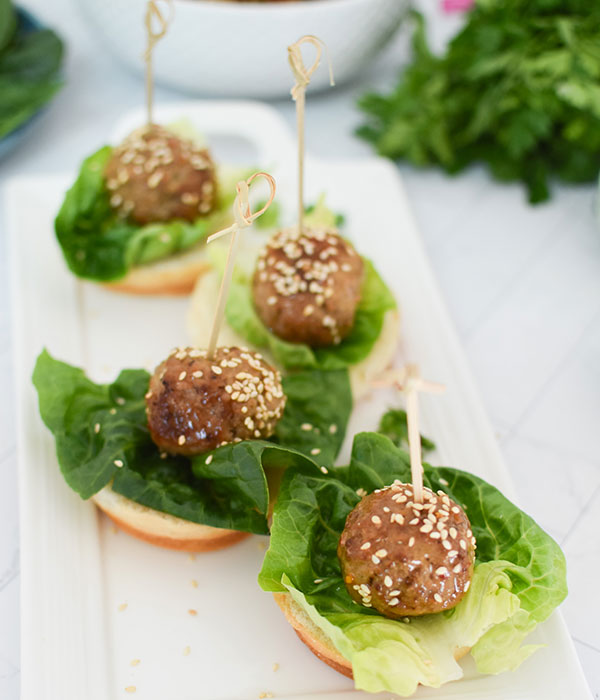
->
(442, 0), (474, 11)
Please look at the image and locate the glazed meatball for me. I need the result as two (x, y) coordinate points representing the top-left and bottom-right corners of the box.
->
(252, 227), (364, 347)
(104, 124), (217, 225)
(338, 481), (476, 618)
(145, 346), (286, 456)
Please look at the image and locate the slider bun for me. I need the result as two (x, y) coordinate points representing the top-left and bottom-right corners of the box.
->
(274, 592), (353, 678)
(92, 485), (248, 552)
(187, 269), (400, 400)
(273, 592), (470, 681)
(103, 244), (212, 296)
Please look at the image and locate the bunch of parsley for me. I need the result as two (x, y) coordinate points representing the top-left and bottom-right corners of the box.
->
(358, 0), (600, 203)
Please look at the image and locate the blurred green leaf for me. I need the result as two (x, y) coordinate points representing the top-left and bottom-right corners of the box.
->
(357, 2), (600, 203)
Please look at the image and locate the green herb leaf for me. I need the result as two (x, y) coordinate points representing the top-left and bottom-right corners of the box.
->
(358, 5), (600, 203)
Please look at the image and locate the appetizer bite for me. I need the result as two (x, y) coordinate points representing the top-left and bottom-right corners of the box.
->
(188, 36), (399, 396)
(35, 173), (352, 552)
(338, 481), (475, 618)
(32, 345), (349, 551)
(259, 431), (567, 695)
(54, 1), (259, 295)
(188, 201), (399, 399)
(104, 123), (217, 225)
(146, 345), (285, 455)
(54, 122), (253, 295)
(252, 225), (364, 347)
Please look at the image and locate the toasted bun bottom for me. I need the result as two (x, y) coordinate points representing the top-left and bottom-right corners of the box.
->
(273, 592), (471, 683)
(187, 269), (401, 399)
(274, 592), (353, 678)
(92, 485), (248, 552)
(103, 244), (213, 296)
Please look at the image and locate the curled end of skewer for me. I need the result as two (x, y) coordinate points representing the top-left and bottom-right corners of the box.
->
(288, 35), (335, 99)
(207, 172), (276, 244)
(143, 0), (174, 60)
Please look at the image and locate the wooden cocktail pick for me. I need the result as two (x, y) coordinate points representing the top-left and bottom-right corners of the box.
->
(374, 365), (445, 503)
(287, 35), (334, 233)
(143, 0), (174, 125)
(206, 172), (276, 359)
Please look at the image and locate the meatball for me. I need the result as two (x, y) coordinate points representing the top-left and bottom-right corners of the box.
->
(338, 481), (476, 618)
(252, 227), (364, 347)
(104, 124), (217, 225)
(145, 346), (286, 456)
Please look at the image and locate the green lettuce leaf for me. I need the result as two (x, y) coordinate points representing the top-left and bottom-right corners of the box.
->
(0, 0), (16, 54)
(378, 408), (435, 452)
(0, 22), (63, 139)
(271, 368), (351, 466)
(32, 350), (350, 534)
(303, 194), (345, 228)
(225, 257), (396, 371)
(259, 432), (567, 694)
(54, 145), (256, 282)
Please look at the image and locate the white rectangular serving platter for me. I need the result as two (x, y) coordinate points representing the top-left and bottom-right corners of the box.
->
(8, 100), (592, 700)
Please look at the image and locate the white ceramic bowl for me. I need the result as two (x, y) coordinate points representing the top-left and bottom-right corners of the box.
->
(79, 0), (407, 98)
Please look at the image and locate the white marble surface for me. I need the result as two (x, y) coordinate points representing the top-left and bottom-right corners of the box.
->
(1, 1), (598, 698)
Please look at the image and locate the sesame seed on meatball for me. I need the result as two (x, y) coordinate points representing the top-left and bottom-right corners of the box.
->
(252, 227), (364, 347)
(145, 346), (286, 456)
(104, 124), (217, 225)
(338, 481), (476, 618)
